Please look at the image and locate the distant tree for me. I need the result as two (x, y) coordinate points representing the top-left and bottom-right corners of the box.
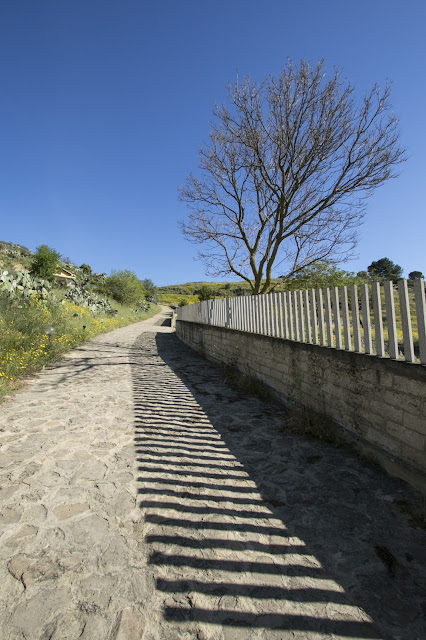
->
(30, 245), (61, 279)
(180, 59), (406, 294)
(283, 262), (364, 290)
(367, 258), (403, 281)
(356, 271), (368, 280)
(232, 286), (246, 296)
(141, 278), (157, 302)
(80, 263), (92, 275)
(104, 270), (147, 305)
(141, 278), (156, 292)
(197, 284), (216, 301)
(408, 270), (424, 280)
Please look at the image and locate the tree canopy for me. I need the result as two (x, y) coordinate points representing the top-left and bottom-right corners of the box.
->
(30, 245), (61, 279)
(180, 59), (405, 294)
(367, 257), (403, 281)
(408, 270), (424, 280)
(197, 284), (216, 301)
(283, 262), (367, 290)
(104, 270), (147, 305)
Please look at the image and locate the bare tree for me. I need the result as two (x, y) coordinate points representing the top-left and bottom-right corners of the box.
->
(179, 60), (405, 294)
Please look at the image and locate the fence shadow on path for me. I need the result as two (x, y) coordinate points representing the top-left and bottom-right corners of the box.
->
(131, 331), (426, 639)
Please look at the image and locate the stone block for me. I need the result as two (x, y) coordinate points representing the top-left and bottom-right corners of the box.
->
(366, 426), (401, 457)
(109, 607), (145, 640)
(393, 375), (426, 398)
(322, 382), (354, 405)
(386, 421), (425, 450)
(277, 374), (293, 391)
(354, 406), (386, 430)
(382, 389), (423, 416)
(259, 364), (271, 376)
(369, 400), (403, 424)
(300, 381), (323, 401)
(403, 412), (426, 436)
(53, 502), (90, 520)
(399, 443), (426, 471)
(345, 393), (371, 413)
(361, 368), (394, 389)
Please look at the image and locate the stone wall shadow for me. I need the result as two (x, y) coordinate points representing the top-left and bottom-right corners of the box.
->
(132, 331), (425, 639)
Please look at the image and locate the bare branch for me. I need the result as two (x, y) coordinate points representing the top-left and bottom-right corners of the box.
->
(179, 59), (406, 294)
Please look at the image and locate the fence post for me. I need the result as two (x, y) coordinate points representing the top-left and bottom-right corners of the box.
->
(297, 290), (305, 342)
(250, 295), (255, 333)
(292, 291), (300, 341)
(341, 286), (352, 351)
(303, 289), (312, 343)
(273, 293), (280, 337)
(318, 289), (326, 346)
(270, 293), (276, 337)
(288, 292), (294, 339)
(277, 292), (284, 338)
(372, 282), (385, 356)
(398, 279), (415, 363)
(324, 288), (333, 347)
(332, 287), (342, 349)
(384, 280), (398, 360)
(265, 294), (272, 336)
(351, 285), (362, 353)
(414, 278), (426, 365)
(361, 284), (372, 354)
(260, 295), (266, 334)
(242, 296), (247, 332)
(255, 295), (261, 333)
(245, 296), (250, 332)
(309, 289), (318, 345)
(282, 291), (289, 339)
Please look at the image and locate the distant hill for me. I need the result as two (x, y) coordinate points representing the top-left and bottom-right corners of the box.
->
(157, 280), (251, 305)
(0, 241), (34, 273)
(0, 241), (105, 282)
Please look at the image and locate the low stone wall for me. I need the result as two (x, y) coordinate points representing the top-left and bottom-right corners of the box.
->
(176, 320), (426, 493)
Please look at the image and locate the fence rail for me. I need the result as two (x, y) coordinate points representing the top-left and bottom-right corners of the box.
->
(177, 279), (426, 365)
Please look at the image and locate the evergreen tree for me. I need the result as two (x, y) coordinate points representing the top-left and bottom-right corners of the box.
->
(367, 258), (403, 281)
(30, 245), (61, 279)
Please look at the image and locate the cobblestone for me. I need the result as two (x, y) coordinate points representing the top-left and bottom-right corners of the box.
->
(0, 308), (425, 639)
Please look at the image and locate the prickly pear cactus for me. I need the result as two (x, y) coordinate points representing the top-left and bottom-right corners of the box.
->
(0, 270), (51, 300)
(64, 282), (114, 314)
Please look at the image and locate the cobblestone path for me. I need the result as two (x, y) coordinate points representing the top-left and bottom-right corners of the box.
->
(0, 308), (425, 640)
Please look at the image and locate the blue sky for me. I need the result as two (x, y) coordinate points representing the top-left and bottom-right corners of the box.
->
(0, 0), (425, 285)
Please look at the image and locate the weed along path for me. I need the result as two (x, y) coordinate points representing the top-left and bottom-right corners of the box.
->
(0, 307), (425, 640)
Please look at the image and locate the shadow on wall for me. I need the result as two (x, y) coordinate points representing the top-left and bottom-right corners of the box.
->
(131, 332), (426, 638)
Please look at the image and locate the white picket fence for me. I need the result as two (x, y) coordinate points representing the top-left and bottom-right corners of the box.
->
(177, 279), (426, 365)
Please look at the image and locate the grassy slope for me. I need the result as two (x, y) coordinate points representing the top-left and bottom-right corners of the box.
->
(0, 241), (161, 400)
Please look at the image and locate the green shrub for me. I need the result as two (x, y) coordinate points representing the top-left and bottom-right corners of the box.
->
(104, 270), (147, 305)
(30, 245), (61, 279)
(197, 284), (215, 301)
(79, 263), (92, 275)
(0, 289), (159, 397)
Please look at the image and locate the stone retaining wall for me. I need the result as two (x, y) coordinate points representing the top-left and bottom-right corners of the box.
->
(176, 320), (426, 493)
